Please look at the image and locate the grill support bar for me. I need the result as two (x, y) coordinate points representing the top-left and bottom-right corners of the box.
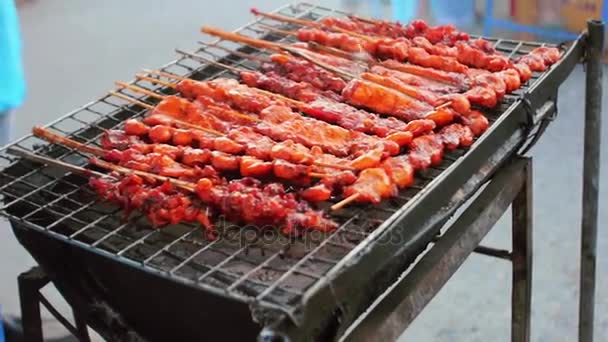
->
(18, 267), (91, 342)
(579, 19), (604, 342)
(340, 157), (533, 342)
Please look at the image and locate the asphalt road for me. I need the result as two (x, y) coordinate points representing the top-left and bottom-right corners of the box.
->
(0, 1), (606, 340)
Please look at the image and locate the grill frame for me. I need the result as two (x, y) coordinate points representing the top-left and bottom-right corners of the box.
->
(0, 2), (584, 340)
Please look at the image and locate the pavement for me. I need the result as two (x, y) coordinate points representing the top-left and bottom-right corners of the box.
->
(0, 0), (606, 341)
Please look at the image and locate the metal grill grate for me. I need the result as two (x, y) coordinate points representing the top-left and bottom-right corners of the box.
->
(0, 2), (564, 320)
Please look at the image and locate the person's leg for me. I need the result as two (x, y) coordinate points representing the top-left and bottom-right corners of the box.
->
(0, 111), (14, 146)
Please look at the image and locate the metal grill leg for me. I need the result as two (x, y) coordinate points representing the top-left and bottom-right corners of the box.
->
(17, 267), (49, 342)
(579, 19), (604, 342)
(511, 159), (532, 342)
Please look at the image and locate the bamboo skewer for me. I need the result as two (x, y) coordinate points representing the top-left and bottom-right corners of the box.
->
(175, 49), (246, 75)
(257, 24), (297, 37)
(347, 14), (379, 25)
(109, 91), (154, 110)
(201, 26), (285, 52)
(197, 41), (270, 64)
(89, 158), (197, 192)
(7, 146), (113, 180)
(135, 74), (178, 88)
(142, 68), (187, 81)
(250, 8), (320, 29)
(115, 81), (165, 100)
(330, 193), (360, 211)
(32, 126), (106, 156)
(251, 9), (377, 42)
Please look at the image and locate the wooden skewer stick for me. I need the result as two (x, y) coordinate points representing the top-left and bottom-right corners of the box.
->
(251, 9), (377, 42)
(347, 14), (380, 25)
(135, 74), (177, 88)
(201, 26), (285, 52)
(115, 81), (165, 100)
(89, 158), (197, 192)
(142, 68), (187, 81)
(250, 8), (320, 28)
(175, 49), (246, 74)
(32, 126), (106, 156)
(307, 41), (374, 64)
(109, 91), (154, 109)
(7, 146), (113, 180)
(197, 41), (270, 64)
(257, 24), (297, 37)
(330, 193), (360, 211)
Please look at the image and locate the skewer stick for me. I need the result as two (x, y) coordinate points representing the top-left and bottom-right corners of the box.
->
(307, 41), (374, 64)
(207, 104), (262, 123)
(115, 81), (166, 100)
(330, 193), (360, 211)
(7, 146), (113, 180)
(109, 91), (154, 110)
(197, 41), (270, 63)
(135, 74), (177, 88)
(158, 115), (224, 136)
(175, 49), (246, 74)
(313, 161), (353, 171)
(250, 8), (320, 28)
(89, 158), (197, 192)
(32, 126), (106, 156)
(434, 101), (452, 110)
(142, 68), (187, 81)
(251, 9), (377, 42)
(257, 24), (297, 37)
(201, 26), (285, 52)
(347, 14), (379, 25)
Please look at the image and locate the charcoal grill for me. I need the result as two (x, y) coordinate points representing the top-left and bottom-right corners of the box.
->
(0, 3), (602, 341)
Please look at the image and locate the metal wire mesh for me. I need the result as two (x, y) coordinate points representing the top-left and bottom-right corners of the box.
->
(0, 2), (560, 315)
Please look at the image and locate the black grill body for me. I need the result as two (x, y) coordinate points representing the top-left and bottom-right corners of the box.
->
(0, 3), (583, 341)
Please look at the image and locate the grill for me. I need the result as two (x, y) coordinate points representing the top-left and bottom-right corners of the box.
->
(0, 3), (585, 341)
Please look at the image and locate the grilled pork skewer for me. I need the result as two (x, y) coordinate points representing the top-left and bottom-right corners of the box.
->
(119, 79), (406, 158)
(116, 84), (427, 207)
(196, 41), (504, 109)
(251, 9), (559, 76)
(139, 62), (436, 140)
(199, 28), (500, 121)
(252, 8), (470, 46)
(255, 23), (521, 98)
(113, 85), (357, 171)
(30, 127), (338, 232)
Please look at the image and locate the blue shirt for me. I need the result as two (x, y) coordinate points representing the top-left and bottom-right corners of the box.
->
(0, 0), (26, 112)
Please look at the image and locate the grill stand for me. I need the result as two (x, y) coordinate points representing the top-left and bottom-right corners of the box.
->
(318, 157), (533, 342)
(2, 12), (600, 342)
(18, 267), (91, 342)
(579, 19), (604, 342)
